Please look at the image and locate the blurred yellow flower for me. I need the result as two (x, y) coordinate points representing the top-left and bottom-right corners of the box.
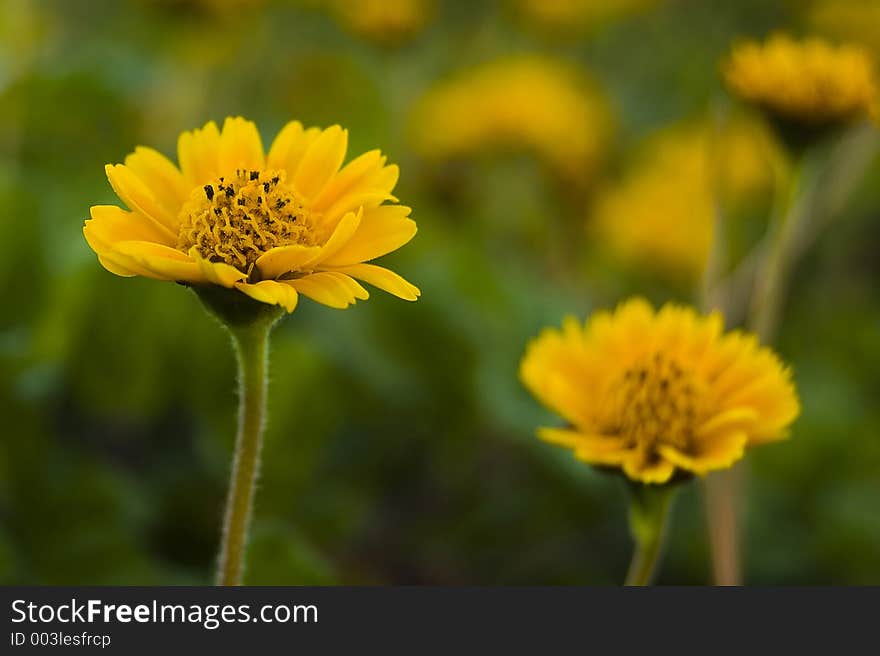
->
(410, 56), (612, 184)
(84, 116), (420, 313)
(520, 298), (799, 484)
(723, 34), (878, 127)
(330, 0), (433, 46)
(512, 0), (657, 34)
(590, 116), (784, 279)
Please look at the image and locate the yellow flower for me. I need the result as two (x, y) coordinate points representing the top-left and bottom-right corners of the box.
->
(330, 0), (433, 46)
(723, 34), (878, 126)
(590, 116), (784, 280)
(83, 117), (420, 313)
(410, 56), (611, 184)
(520, 298), (799, 484)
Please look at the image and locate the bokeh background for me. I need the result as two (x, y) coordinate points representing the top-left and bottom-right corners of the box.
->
(1, 0), (879, 585)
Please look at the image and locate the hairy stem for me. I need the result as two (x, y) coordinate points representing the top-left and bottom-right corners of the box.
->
(216, 320), (273, 586)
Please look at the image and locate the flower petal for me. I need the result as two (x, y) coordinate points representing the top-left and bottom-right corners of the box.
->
(84, 205), (175, 252)
(234, 280), (299, 313)
(320, 161), (399, 223)
(538, 428), (629, 465)
(219, 116), (265, 174)
(313, 208), (361, 265)
(520, 322), (600, 429)
(177, 120), (221, 185)
(695, 407), (758, 440)
(97, 253), (139, 277)
(124, 146), (189, 213)
(188, 249), (247, 287)
(292, 125), (348, 200)
(105, 164), (179, 236)
(657, 431), (747, 476)
(109, 240), (207, 283)
(326, 263), (419, 301)
(622, 449), (676, 484)
(255, 244), (323, 280)
(320, 205), (417, 267)
(312, 149), (384, 210)
(537, 427), (585, 447)
(286, 272), (368, 309)
(267, 121), (322, 172)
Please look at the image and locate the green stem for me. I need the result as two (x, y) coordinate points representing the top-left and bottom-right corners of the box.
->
(748, 163), (807, 342)
(624, 485), (677, 586)
(703, 466), (744, 585)
(216, 319), (273, 586)
(701, 124), (877, 586)
(700, 160), (810, 587)
(698, 101), (731, 314)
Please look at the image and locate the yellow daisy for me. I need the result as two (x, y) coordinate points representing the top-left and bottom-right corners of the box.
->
(520, 298), (799, 484)
(84, 116), (420, 313)
(723, 34), (878, 127)
(409, 56), (611, 185)
(590, 116), (784, 280)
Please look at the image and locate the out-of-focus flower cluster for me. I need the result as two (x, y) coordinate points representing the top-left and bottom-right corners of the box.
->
(724, 34), (878, 127)
(590, 116), (785, 280)
(409, 56), (612, 186)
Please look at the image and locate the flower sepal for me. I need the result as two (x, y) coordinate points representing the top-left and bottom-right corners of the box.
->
(626, 481), (679, 537)
(189, 283), (285, 330)
(766, 113), (846, 159)
(624, 480), (679, 585)
(594, 463), (694, 488)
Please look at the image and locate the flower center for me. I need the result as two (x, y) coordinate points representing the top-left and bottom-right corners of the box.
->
(176, 169), (316, 275)
(603, 352), (702, 452)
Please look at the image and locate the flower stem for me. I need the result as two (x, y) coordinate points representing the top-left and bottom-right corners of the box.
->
(748, 156), (814, 342)
(624, 484), (677, 586)
(700, 124), (877, 586)
(702, 466), (744, 585)
(216, 318), (274, 586)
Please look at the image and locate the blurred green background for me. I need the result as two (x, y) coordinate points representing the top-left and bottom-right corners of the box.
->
(1, 0), (879, 585)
